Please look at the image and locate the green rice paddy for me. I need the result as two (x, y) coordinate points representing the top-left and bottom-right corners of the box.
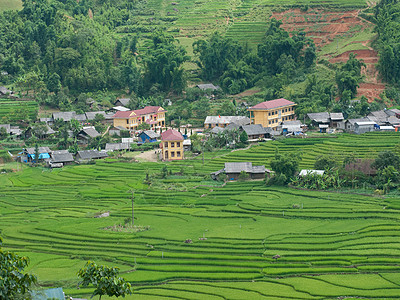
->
(0, 98), (38, 122)
(1, 133), (400, 298)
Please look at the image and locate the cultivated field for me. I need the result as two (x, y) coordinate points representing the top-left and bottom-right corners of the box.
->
(0, 98), (38, 122)
(2, 133), (400, 299)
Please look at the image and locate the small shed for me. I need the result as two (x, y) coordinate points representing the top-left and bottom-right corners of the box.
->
(31, 287), (64, 300)
(354, 121), (376, 134)
(183, 139), (192, 151)
(379, 125), (395, 131)
(138, 130), (160, 144)
(105, 143), (130, 151)
(212, 162), (266, 180)
(319, 124), (329, 133)
(196, 83), (220, 91)
(76, 150), (108, 161)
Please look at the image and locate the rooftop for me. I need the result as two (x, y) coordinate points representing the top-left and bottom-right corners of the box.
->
(249, 98), (296, 110)
(113, 106), (166, 119)
(161, 129), (183, 141)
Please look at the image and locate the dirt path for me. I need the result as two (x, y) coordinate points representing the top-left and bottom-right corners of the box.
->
(134, 150), (159, 162)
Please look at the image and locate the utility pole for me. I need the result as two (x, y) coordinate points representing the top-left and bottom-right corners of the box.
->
(131, 190), (134, 227)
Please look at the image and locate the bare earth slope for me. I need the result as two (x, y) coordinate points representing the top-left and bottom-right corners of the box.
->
(272, 8), (383, 101)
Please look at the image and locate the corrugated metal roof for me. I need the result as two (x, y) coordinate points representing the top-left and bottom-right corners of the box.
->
(242, 124), (267, 136)
(204, 116), (250, 125)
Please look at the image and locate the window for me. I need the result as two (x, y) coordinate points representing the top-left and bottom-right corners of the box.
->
(177, 151), (181, 157)
(268, 112), (270, 116)
(171, 142), (175, 147)
(269, 121), (271, 124)
(177, 142), (180, 147)
(164, 142), (168, 148)
(171, 151), (175, 157)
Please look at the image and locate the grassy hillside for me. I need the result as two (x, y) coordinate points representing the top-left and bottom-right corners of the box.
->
(0, 0), (22, 11)
(2, 133), (400, 299)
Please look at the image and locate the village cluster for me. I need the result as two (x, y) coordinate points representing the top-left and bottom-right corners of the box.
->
(2, 85), (400, 170)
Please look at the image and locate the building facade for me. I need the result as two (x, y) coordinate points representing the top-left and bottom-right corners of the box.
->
(161, 129), (184, 161)
(112, 106), (166, 130)
(248, 98), (296, 129)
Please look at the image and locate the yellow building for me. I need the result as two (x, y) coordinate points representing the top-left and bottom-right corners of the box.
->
(248, 98), (296, 129)
(112, 106), (166, 130)
(160, 129), (184, 161)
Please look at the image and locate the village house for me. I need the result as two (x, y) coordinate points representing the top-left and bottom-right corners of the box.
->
(50, 150), (74, 167)
(76, 150), (108, 161)
(108, 126), (128, 136)
(204, 116), (250, 129)
(196, 83), (220, 92)
(105, 143), (130, 151)
(211, 162), (267, 180)
(138, 130), (160, 144)
(52, 111), (76, 122)
(248, 98), (296, 130)
(112, 106), (166, 131)
(22, 147), (52, 163)
(306, 112), (330, 127)
(114, 98), (131, 107)
(299, 170), (325, 176)
(282, 120), (303, 135)
(77, 127), (101, 144)
(241, 124), (268, 140)
(345, 118), (370, 132)
(160, 129), (184, 161)
(354, 121), (377, 134)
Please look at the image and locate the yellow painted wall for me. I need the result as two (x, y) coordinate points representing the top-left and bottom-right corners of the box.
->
(249, 105), (296, 128)
(162, 140), (184, 161)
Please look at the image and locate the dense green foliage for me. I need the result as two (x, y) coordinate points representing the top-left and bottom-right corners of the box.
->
(0, 236), (36, 299)
(375, 0), (400, 84)
(78, 261), (133, 299)
(193, 19), (316, 95)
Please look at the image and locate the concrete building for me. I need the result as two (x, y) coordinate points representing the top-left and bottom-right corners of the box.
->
(248, 98), (296, 129)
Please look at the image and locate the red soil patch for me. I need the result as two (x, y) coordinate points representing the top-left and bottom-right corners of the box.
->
(272, 8), (383, 102)
(357, 83), (385, 102)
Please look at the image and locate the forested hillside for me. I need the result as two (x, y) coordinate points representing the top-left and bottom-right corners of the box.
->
(0, 0), (399, 124)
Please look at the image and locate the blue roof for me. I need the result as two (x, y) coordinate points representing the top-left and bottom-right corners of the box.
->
(30, 153), (51, 160)
(31, 288), (64, 300)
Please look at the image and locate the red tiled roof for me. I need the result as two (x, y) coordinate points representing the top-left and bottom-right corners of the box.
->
(161, 129), (183, 141)
(249, 99), (296, 110)
(113, 106), (166, 118)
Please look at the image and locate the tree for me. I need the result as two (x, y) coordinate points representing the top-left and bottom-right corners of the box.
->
(0, 127), (8, 139)
(137, 122), (151, 131)
(372, 150), (400, 170)
(314, 155), (337, 170)
(0, 236), (36, 298)
(270, 152), (301, 182)
(239, 130), (249, 145)
(77, 261), (133, 300)
(34, 143), (40, 163)
(143, 32), (189, 93)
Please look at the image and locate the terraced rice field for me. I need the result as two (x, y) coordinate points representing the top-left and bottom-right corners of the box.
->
(1, 133), (400, 298)
(0, 98), (38, 122)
